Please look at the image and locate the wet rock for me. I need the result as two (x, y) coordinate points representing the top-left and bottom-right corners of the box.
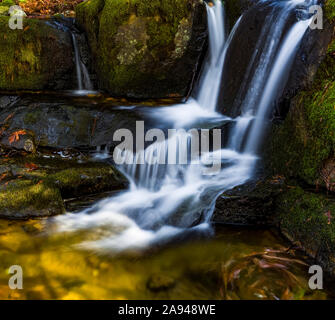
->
(212, 177), (284, 226)
(0, 16), (74, 91)
(217, 0), (334, 119)
(0, 96), (19, 109)
(265, 34), (335, 188)
(0, 97), (143, 151)
(225, 0), (257, 29)
(76, 0), (207, 99)
(0, 129), (36, 153)
(276, 186), (335, 276)
(0, 154), (128, 219)
(147, 274), (176, 292)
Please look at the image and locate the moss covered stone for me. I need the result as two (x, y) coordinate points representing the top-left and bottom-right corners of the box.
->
(276, 186), (335, 274)
(0, 154), (127, 219)
(0, 16), (74, 91)
(325, 0), (335, 23)
(267, 31), (335, 187)
(75, 0), (207, 99)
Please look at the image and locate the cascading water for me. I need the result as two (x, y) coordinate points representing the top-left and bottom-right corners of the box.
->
(53, 0), (313, 253)
(71, 32), (94, 93)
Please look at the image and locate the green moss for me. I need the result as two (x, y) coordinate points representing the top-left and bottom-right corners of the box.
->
(325, 0), (335, 23)
(0, 179), (64, 217)
(277, 186), (335, 272)
(268, 38), (335, 185)
(0, 16), (69, 90)
(24, 111), (41, 125)
(76, 0), (201, 97)
(0, 155), (127, 218)
(75, 0), (106, 56)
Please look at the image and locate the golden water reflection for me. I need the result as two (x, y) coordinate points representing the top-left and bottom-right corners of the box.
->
(0, 219), (330, 300)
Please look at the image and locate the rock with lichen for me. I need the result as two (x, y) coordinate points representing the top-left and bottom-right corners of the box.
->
(75, 0), (207, 99)
(0, 154), (128, 219)
(0, 16), (74, 91)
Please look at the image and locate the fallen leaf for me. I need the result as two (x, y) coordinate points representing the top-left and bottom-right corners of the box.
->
(24, 163), (39, 171)
(8, 130), (27, 144)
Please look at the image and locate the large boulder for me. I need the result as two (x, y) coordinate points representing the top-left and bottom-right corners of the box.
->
(0, 16), (74, 91)
(75, 0), (207, 99)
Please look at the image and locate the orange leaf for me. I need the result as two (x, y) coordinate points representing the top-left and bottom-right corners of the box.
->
(24, 163), (39, 171)
(8, 130), (27, 144)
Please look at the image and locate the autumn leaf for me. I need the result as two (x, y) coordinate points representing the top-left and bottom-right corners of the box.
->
(24, 163), (39, 171)
(0, 173), (8, 182)
(8, 130), (27, 144)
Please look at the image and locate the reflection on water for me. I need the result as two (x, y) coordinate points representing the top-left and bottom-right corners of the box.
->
(0, 220), (331, 300)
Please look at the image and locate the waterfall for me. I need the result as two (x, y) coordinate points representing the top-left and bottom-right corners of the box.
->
(53, 0), (312, 253)
(71, 32), (94, 92)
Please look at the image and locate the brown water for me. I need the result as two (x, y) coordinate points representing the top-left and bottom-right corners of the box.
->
(0, 219), (331, 300)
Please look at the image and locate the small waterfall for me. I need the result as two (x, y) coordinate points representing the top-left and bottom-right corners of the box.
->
(54, 0), (313, 253)
(71, 32), (94, 92)
(244, 17), (312, 154)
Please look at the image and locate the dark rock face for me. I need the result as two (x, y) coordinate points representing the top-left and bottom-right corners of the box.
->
(276, 20), (334, 120)
(217, 1), (333, 119)
(225, 0), (258, 30)
(212, 178), (284, 226)
(0, 17), (75, 91)
(76, 0), (208, 99)
(217, 2), (277, 116)
(0, 97), (143, 151)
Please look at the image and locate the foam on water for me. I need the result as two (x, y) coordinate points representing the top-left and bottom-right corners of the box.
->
(53, 0), (312, 253)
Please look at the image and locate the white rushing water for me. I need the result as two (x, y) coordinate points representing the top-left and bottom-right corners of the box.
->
(54, 0), (312, 253)
(71, 32), (94, 93)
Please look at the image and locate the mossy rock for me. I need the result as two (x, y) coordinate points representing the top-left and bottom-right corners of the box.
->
(276, 186), (335, 275)
(266, 33), (335, 187)
(0, 16), (74, 91)
(325, 0), (335, 24)
(266, 0), (335, 188)
(0, 154), (127, 219)
(75, 0), (207, 99)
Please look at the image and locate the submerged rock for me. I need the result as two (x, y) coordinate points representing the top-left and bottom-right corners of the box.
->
(0, 16), (74, 91)
(75, 0), (207, 99)
(147, 274), (176, 292)
(0, 154), (128, 219)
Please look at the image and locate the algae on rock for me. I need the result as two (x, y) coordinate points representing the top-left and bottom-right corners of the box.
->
(0, 16), (74, 91)
(75, 0), (207, 99)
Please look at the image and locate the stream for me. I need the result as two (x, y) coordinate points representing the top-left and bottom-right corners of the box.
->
(0, 0), (333, 299)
